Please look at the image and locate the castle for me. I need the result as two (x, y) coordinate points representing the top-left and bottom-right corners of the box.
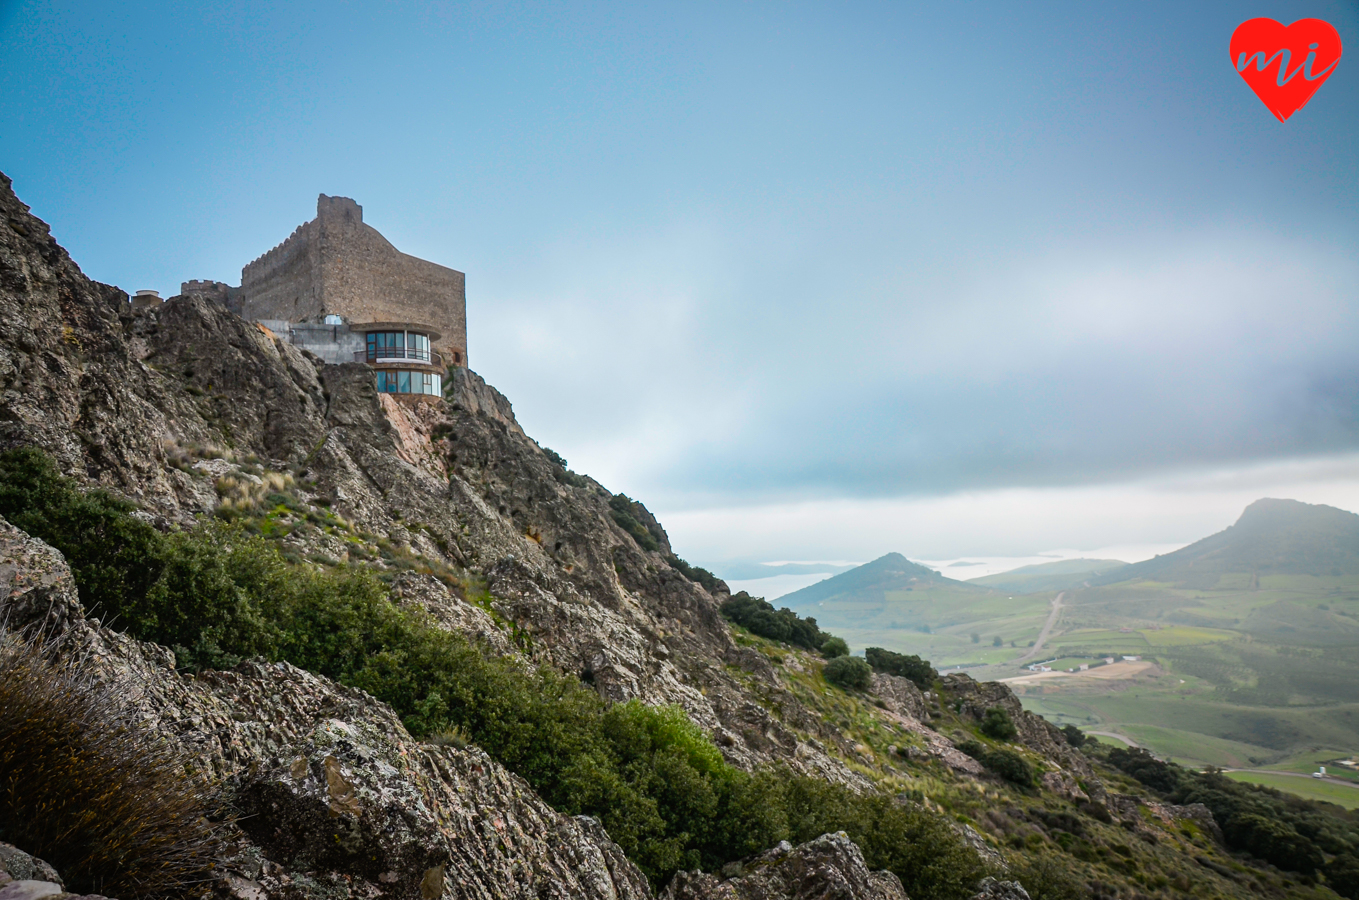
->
(173, 195), (466, 399)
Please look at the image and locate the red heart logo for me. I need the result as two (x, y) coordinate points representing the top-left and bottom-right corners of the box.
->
(1230, 18), (1343, 121)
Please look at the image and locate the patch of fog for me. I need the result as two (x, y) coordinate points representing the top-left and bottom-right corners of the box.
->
(725, 572), (835, 600)
(918, 543), (1186, 581)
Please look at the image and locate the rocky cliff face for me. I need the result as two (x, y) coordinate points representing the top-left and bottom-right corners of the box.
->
(7, 172), (1265, 900)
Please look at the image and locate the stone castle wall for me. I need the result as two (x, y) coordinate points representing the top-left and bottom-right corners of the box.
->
(238, 196), (467, 365)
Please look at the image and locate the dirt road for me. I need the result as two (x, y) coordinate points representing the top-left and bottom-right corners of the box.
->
(1014, 591), (1064, 664)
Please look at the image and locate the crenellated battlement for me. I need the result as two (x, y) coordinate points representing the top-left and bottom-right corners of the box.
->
(228, 194), (467, 366)
(241, 220), (316, 283)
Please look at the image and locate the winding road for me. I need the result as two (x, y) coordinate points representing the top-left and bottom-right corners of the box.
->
(1015, 591), (1065, 664)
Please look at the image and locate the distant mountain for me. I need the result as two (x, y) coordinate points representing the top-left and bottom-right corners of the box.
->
(1091, 498), (1359, 590)
(969, 558), (1128, 594)
(778, 552), (978, 606)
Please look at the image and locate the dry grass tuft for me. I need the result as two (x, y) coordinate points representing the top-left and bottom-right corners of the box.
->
(0, 626), (224, 898)
(213, 470), (294, 512)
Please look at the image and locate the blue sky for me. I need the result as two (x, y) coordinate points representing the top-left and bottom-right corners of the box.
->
(2, 1), (1357, 569)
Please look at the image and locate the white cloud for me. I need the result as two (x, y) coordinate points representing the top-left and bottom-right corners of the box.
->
(662, 452), (1359, 566)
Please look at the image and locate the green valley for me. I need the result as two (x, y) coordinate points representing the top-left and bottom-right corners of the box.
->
(779, 499), (1359, 801)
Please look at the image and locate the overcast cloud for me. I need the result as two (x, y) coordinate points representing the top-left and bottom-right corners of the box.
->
(2, 0), (1355, 567)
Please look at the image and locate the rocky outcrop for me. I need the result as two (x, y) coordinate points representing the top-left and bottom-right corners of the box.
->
(0, 517), (650, 900)
(0, 170), (853, 781)
(970, 878), (1031, 900)
(0, 842), (113, 900)
(939, 674), (1097, 788)
(660, 833), (906, 900)
(870, 673), (928, 721)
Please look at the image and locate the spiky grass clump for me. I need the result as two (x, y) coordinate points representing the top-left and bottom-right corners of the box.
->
(0, 628), (223, 898)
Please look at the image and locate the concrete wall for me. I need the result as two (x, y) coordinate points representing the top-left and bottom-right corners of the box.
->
(238, 195), (468, 365)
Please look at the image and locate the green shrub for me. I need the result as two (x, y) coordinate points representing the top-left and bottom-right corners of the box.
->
(824, 655), (872, 691)
(720, 592), (833, 652)
(864, 647), (936, 689)
(0, 448), (993, 898)
(774, 775), (991, 900)
(1059, 724), (1086, 748)
(0, 448), (167, 624)
(0, 627), (223, 898)
(667, 555), (724, 593)
(957, 740), (1035, 787)
(980, 707), (1017, 741)
(609, 494), (659, 551)
(1105, 746), (1359, 888)
(820, 636), (849, 659)
(1008, 852), (1085, 900)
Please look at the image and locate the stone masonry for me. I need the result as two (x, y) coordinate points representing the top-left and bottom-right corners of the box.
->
(226, 195), (467, 365)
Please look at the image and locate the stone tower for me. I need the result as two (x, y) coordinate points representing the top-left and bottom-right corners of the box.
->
(236, 195), (467, 366)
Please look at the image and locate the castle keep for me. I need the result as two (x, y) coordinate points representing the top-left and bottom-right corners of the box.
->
(179, 195), (466, 398)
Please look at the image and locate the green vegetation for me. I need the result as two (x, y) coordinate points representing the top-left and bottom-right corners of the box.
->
(1225, 772), (1359, 811)
(865, 646), (936, 689)
(540, 446), (591, 488)
(1059, 724), (1086, 748)
(956, 740), (1035, 788)
(981, 707), (1018, 741)
(0, 449), (988, 898)
(667, 554), (724, 593)
(0, 626), (222, 898)
(823, 655), (872, 690)
(820, 636), (850, 658)
(1104, 745), (1359, 896)
(968, 558), (1128, 595)
(720, 592), (837, 654)
(609, 494), (661, 551)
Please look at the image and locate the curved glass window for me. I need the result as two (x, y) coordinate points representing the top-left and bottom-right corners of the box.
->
(376, 370), (442, 396)
(367, 331), (431, 362)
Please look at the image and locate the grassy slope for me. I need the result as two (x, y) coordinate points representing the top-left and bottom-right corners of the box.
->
(781, 504), (1359, 802)
(968, 559), (1129, 594)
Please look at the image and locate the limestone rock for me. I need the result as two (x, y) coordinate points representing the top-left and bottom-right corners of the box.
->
(970, 877), (1031, 900)
(660, 833), (907, 900)
(939, 674), (1100, 794)
(0, 843), (113, 900)
(0, 519), (650, 900)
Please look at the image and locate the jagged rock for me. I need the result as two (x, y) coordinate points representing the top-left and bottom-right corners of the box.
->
(1039, 770), (1089, 803)
(0, 844), (62, 887)
(939, 674), (1101, 795)
(0, 843), (113, 900)
(1106, 794), (1223, 845)
(870, 673), (928, 720)
(0, 518), (651, 900)
(970, 877), (1031, 900)
(660, 833), (907, 900)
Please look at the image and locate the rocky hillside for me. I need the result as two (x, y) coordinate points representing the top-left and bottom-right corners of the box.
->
(2, 171), (1352, 900)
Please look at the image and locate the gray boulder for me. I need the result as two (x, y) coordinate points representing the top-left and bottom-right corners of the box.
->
(661, 832), (906, 900)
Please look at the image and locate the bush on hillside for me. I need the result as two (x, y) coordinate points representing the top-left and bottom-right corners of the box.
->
(980, 707), (1017, 741)
(0, 448), (167, 623)
(1105, 746), (1359, 892)
(957, 740), (1036, 788)
(667, 555), (724, 593)
(0, 448), (992, 898)
(609, 494), (659, 551)
(864, 646), (936, 689)
(824, 655), (872, 691)
(1059, 724), (1086, 748)
(0, 627), (223, 898)
(720, 592), (833, 653)
(820, 636), (849, 659)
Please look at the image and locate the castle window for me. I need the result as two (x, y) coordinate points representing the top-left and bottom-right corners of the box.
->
(375, 370), (442, 396)
(367, 330), (431, 362)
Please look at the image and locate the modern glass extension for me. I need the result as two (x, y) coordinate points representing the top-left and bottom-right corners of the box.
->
(375, 369), (442, 396)
(367, 330), (432, 362)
